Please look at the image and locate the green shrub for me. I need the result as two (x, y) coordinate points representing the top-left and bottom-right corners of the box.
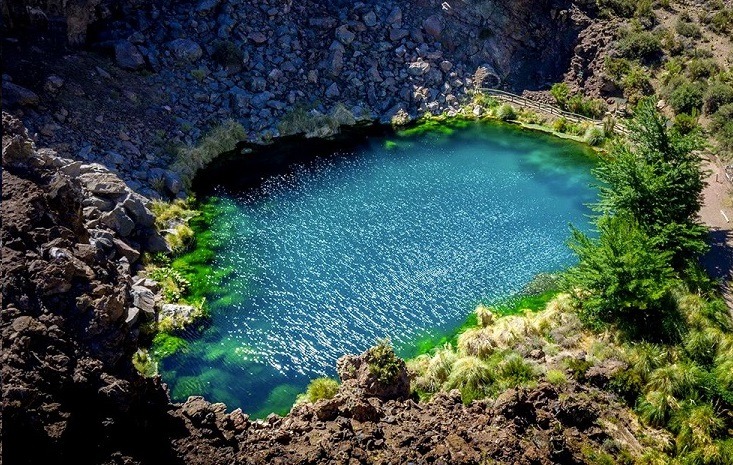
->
(711, 103), (733, 151)
(617, 30), (662, 62)
(704, 82), (733, 114)
(132, 349), (158, 378)
(604, 57), (632, 83)
(149, 266), (190, 303)
(366, 339), (403, 384)
(687, 58), (718, 81)
(597, 0), (636, 17)
(566, 215), (678, 340)
(172, 120), (246, 188)
(552, 117), (568, 133)
(546, 369), (568, 386)
(496, 103), (517, 121)
(675, 19), (702, 38)
(212, 40), (244, 67)
(672, 112), (700, 135)
(710, 9), (733, 33)
(551, 82), (571, 107)
(297, 377), (339, 404)
(669, 81), (704, 115)
(497, 353), (537, 388)
(584, 126), (605, 146)
(621, 64), (653, 101)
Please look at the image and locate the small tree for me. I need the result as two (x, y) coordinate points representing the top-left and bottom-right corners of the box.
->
(566, 215), (678, 340)
(550, 82), (571, 109)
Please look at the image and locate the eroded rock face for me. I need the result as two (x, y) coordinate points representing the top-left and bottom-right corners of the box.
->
(1, 113), (174, 464)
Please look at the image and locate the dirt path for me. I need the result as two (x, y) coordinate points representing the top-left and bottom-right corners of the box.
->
(699, 156), (733, 314)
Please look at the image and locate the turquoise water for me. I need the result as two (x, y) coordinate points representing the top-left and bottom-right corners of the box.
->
(159, 121), (597, 417)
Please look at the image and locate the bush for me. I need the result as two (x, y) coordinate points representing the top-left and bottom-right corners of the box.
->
(617, 30), (662, 62)
(687, 58), (718, 81)
(497, 353), (537, 388)
(551, 82), (571, 107)
(446, 356), (493, 403)
(621, 64), (653, 102)
(546, 369), (568, 386)
(132, 349), (158, 378)
(366, 339), (403, 384)
(704, 82), (733, 114)
(675, 19), (702, 38)
(669, 81), (704, 115)
(496, 103), (517, 121)
(711, 104), (733, 151)
(584, 126), (605, 146)
(172, 120), (246, 188)
(212, 40), (244, 67)
(672, 112), (700, 135)
(297, 377), (339, 404)
(552, 117), (568, 133)
(566, 215), (678, 340)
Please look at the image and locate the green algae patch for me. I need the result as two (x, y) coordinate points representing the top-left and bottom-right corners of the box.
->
(151, 332), (189, 358)
(252, 384), (302, 418)
(396, 117), (471, 139)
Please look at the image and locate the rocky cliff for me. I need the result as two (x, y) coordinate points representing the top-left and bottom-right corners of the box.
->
(2, 0), (599, 197)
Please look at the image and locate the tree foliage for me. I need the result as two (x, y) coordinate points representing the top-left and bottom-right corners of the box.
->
(593, 97), (707, 266)
(566, 215), (678, 340)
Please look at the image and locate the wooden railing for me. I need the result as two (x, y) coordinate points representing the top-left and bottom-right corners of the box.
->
(478, 88), (630, 136)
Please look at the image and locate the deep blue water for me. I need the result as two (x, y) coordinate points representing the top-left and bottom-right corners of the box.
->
(159, 121), (597, 417)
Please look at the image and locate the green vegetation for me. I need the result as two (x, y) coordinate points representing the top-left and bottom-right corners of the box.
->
(496, 103), (517, 121)
(366, 339), (403, 384)
(550, 83), (608, 118)
(295, 377), (340, 404)
(406, 96), (732, 463)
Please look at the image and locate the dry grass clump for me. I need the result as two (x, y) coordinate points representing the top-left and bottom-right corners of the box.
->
(457, 327), (495, 358)
(279, 103), (356, 138)
(172, 120), (246, 187)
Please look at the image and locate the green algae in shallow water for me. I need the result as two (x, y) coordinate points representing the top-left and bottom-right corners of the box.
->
(151, 333), (189, 358)
(251, 384), (302, 418)
(396, 118), (471, 138)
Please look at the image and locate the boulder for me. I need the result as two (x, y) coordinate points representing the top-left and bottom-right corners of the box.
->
(336, 346), (410, 401)
(325, 82), (340, 99)
(407, 61), (430, 76)
(335, 25), (355, 45)
(122, 194), (155, 228)
(2, 81), (40, 107)
(79, 172), (128, 196)
(363, 11), (377, 27)
(423, 15), (442, 39)
(389, 28), (409, 42)
(101, 206), (135, 237)
(168, 39), (203, 63)
(114, 41), (146, 70)
(131, 285), (156, 315)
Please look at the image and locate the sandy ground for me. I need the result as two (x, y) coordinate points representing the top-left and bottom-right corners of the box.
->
(699, 156), (733, 314)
